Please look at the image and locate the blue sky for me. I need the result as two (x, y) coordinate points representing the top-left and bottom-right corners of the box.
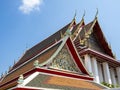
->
(0, 0), (120, 75)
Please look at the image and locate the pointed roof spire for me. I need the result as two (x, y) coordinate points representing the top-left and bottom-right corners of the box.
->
(82, 10), (86, 20)
(89, 8), (99, 31)
(68, 10), (77, 30)
(95, 8), (98, 19)
(73, 10), (77, 20)
(79, 10), (85, 25)
(76, 10), (85, 28)
(71, 10), (85, 40)
(78, 10), (85, 25)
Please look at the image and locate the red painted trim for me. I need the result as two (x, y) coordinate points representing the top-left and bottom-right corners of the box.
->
(0, 78), (17, 88)
(66, 38), (89, 75)
(13, 87), (40, 90)
(0, 38), (95, 89)
(79, 48), (120, 66)
(0, 68), (36, 88)
(0, 67), (93, 89)
(35, 68), (93, 80)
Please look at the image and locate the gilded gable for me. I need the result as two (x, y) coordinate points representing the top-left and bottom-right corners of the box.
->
(50, 45), (80, 73)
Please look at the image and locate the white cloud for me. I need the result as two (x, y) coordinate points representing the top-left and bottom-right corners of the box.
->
(19, 0), (43, 14)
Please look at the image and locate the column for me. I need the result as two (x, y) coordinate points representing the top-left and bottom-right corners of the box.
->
(91, 57), (100, 83)
(102, 62), (112, 84)
(84, 54), (92, 73)
(116, 67), (120, 85)
(98, 62), (103, 82)
(110, 68), (116, 85)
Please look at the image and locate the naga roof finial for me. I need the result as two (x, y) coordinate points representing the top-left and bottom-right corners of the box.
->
(82, 10), (86, 20)
(73, 10), (77, 20)
(95, 8), (98, 19)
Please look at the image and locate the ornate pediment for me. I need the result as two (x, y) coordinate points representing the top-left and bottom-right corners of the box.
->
(49, 45), (80, 73)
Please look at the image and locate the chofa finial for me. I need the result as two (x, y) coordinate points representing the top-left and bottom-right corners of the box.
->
(95, 8), (98, 18)
(82, 10), (86, 19)
(73, 10), (77, 20)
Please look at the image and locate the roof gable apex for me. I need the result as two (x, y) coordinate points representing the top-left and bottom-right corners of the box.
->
(66, 37), (89, 75)
(71, 19), (85, 40)
(49, 44), (81, 73)
(78, 18), (114, 58)
(38, 35), (90, 75)
(92, 20), (114, 57)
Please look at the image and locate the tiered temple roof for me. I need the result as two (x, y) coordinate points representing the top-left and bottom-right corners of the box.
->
(0, 15), (120, 90)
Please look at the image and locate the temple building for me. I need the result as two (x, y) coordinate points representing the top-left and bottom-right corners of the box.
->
(0, 13), (120, 90)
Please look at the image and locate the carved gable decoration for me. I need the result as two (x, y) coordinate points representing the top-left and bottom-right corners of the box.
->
(50, 45), (80, 73)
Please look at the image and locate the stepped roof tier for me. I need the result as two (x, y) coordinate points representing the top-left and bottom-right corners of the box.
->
(0, 16), (120, 90)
